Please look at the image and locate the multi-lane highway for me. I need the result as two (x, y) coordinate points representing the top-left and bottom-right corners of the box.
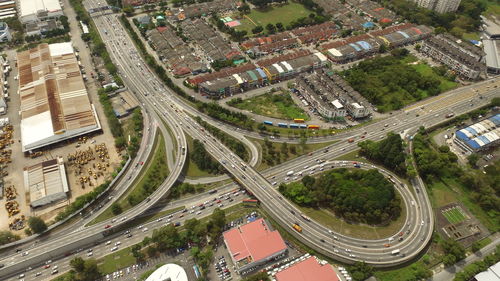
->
(0, 2), (499, 279)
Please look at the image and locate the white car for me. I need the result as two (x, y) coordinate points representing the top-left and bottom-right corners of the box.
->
(111, 247), (118, 252)
(142, 227), (148, 232)
(115, 241), (121, 246)
(105, 241), (111, 245)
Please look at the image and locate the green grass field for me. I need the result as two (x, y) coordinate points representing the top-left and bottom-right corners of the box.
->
(411, 63), (458, 93)
(235, 2), (311, 34)
(98, 247), (136, 274)
(442, 207), (467, 224)
(229, 92), (309, 121)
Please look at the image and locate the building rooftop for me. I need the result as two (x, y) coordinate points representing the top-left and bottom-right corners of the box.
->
(18, 42), (100, 152)
(23, 157), (69, 208)
(275, 256), (340, 281)
(223, 218), (287, 266)
(145, 264), (188, 281)
(19, 0), (61, 18)
(474, 261), (500, 281)
(483, 38), (500, 71)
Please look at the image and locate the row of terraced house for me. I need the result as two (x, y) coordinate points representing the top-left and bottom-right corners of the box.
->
(188, 51), (328, 98)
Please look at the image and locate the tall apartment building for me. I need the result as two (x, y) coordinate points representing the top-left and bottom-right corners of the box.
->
(412, 0), (461, 13)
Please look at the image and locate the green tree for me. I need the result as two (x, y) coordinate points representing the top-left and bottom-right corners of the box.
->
(70, 257), (85, 272)
(28, 216), (47, 233)
(252, 25), (264, 34)
(467, 153), (480, 168)
(266, 23), (276, 34)
(0, 231), (20, 245)
(111, 202), (123, 215)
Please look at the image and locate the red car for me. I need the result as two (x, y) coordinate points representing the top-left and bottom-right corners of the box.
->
(43, 265), (51, 269)
(216, 200), (222, 203)
(104, 225), (112, 229)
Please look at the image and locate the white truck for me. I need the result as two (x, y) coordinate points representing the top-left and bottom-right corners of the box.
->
(286, 171), (294, 176)
(391, 249), (400, 255)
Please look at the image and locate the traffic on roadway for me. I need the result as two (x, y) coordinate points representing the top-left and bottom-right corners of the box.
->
(0, 1), (499, 279)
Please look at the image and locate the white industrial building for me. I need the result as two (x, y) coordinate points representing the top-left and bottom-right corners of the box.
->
(17, 42), (101, 152)
(18, 0), (63, 24)
(24, 157), (69, 208)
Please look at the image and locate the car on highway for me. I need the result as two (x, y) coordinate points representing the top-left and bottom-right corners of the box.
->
(35, 272), (42, 277)
(115, 241), (121, 246)
(43, 264), (51, 269)
(104, 225), (112, 229)
(106, 241), (111, 245)
(87, 252), (93, 257)
(21, 251), (29, 257)
(51, 269), (58, 275)
(111, 247), (118, 252)
(142, 227), (148, 232)
(19, 274), (25, 279)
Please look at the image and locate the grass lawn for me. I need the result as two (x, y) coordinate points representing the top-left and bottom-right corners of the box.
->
(334, 149), (365, 162)
(184, 134), (220, 178)
(89, 133), (168, 225)
(429, 181), (458, 207)
(462, 32), (481, 41)
(251, 137), (336, 170)
(229, 92), (309, 121)
(472, 237), (492, 251)
(411, 63), (458, 93)
(234, 2), (311, 34)
(98, 247), (136, 274)
(133, 206), (186, 226)
(297, 193), (407, 240)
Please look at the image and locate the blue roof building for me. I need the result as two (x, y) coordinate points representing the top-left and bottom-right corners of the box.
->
(454, 114), (500, 152)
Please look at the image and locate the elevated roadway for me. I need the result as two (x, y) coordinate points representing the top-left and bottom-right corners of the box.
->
(0, 3), (499, 279)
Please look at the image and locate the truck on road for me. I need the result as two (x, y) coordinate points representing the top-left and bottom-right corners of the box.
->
(391, 249), (400, 255)
(292, 223), (302, 233)
(286, 171), (294, 176)
(301, 214), (311, 221)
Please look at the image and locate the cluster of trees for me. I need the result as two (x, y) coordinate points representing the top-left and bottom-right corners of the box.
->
(0, 230), (20, 246)
(53, 257), (102, 281)
(212, 14), (248, 42)
(348, 262), (374, 281)
(457, 160), (500, 226)
(122, 15), (257, 132)
(211, 59), (236, 71)
(27, 216), (48, 234)
(261, 138), (297, 166)
(375, 0), (486, 38)
(343, 50), (444, 112)
(171, 0), (213, 7)
(136, 208), (226, 277)
(194, 116), (249, 161)
(412, 132), (461, 181)
(454, 245), (500, 281)
(191, 139), (226, 174)
(440, 239), (466, 266)
(126, 108), (144, 158)
(97, 88), (125, 149)
(280, 169), (401, 224)
(358, 133), (407, 175)
(170, 182), (206, 198)
(242, 272), (271, 281)
(250, 0), (288, 9)
(413, 125), (499, 231)
(56, 181), (110, 221)
(127, 142), (168, 206)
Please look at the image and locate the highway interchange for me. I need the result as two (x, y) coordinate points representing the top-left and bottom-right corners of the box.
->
(0, 2), (499, 280)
